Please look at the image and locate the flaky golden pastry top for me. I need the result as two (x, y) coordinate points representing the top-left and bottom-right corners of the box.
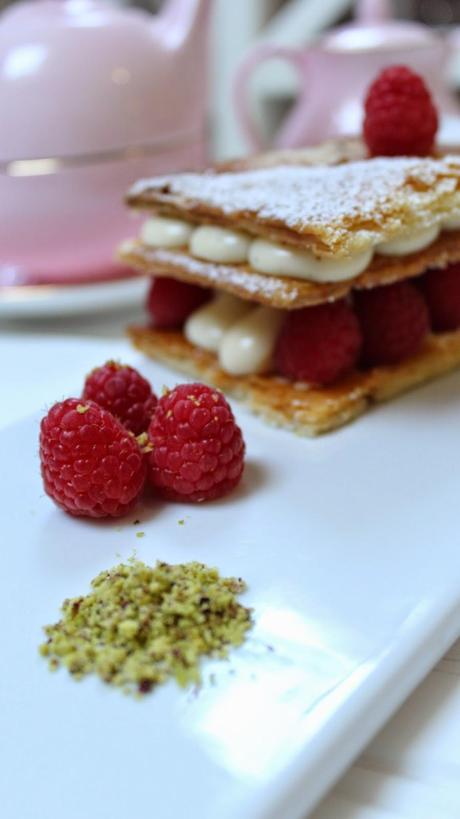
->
(127, 156), (460, 258)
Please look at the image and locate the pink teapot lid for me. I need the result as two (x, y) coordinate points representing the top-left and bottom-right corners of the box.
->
(0, 0), (210, 162)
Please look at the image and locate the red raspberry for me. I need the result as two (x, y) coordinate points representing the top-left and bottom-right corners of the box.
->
(274, 301), (362, 386)
(147, 383), (245, 502)
(147, 277), (211, 328)
(355, 281), (429, 366)
(363, 65), (438, 157)
(420, 263), (460, 332)
(40, 398), (146, 518)
(83, 361), (157, 435)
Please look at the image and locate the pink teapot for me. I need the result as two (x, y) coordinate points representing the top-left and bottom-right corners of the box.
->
(233, 0), (460, 152)
(0, 0), (211, 286)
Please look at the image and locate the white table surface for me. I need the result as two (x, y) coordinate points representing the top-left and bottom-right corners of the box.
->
(2, 304), (460, 819)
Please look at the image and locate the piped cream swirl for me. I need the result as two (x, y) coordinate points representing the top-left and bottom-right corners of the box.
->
(140, 217), (193, 248)
(190, 226), (251, 263)
(184, 293), (251, 353)
(376, 224), (440, 256)
(219, 306), (284, 375)
(249, 239), (373, 282)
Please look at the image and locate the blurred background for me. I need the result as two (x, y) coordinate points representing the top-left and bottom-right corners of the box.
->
(3, 0), (460, 160)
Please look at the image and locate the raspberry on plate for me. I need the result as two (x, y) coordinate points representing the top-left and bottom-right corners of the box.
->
(83, 361), (157, 435)
(420, 264), (460, 332)
(363, 65), (438, 157)
(355, 281), (429, 366)
(274, 301), (362, 386)
(147, 383), (245, 502)
(40, 398), (146, 518)
(147, 277), (211, 329)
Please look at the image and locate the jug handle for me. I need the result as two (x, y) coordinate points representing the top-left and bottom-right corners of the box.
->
(233, 43), (306, 151)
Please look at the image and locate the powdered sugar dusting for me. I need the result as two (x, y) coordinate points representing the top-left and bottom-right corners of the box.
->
(129, 156), (460, 256)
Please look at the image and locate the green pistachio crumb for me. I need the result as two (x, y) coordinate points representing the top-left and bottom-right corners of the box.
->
(135, 531), (145, 539)
(76, 404), (90, 414)
(39, 558), (252, 696)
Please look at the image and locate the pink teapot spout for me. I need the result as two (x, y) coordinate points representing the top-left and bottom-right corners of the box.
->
(154, 0), (212, 121)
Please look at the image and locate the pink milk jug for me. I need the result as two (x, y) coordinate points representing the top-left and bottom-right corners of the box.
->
(233, 0), (460, 152)
(0, 0), (212, 286)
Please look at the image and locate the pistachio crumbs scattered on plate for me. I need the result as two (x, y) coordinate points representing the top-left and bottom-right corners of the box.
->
(39, 558), (252, 696)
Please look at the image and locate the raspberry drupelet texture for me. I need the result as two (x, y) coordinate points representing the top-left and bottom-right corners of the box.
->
(83, 361), (157, 435)
(40, 398), (147, 518)
(363, 65), (438, 157)
(355, 281), (429, 366)
(274, 300), (362, 386)
(420, 263), (460, 332)
(147, 383), (245, 502)
(147, 277), (211, 329)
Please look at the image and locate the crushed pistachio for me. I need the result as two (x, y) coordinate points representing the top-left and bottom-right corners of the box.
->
(39, 558), (252, 695)
(178, 519), (185, 526)
(76, 404), (90, 414)
(135, 531), (145, 539)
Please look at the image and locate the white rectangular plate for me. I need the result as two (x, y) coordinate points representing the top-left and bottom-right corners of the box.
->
(2, 352), (460, 819)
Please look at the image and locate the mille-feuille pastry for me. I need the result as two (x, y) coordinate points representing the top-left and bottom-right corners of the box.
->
(120, 149), (460, 435)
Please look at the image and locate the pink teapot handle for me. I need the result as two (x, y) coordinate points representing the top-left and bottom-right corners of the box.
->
(233, 43), (306, 151)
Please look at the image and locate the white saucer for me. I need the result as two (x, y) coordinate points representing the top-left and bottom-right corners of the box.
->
(0, 276), (148, 319)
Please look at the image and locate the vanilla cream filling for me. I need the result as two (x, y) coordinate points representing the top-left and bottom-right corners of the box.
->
(190, 225), (251, 263)
(184, 292), (252, 353)
(140, 217), (193, 248)
(219, 306), (284, 375)
(376, 224), (440, 256)
(249, 239), (314, 279)
(249, 239), (373, 282)
(140, 215), (457, 283)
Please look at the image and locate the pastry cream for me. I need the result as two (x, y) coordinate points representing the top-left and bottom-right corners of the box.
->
(184, 292), (251, 353)
(140, 217), (193, 248)
(248, 239), (314, 279)
(376, 224), (440, 256)
(248, 239), (373, 282)
(219, 306), (284, 375)
(190, 225), (251, 263)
